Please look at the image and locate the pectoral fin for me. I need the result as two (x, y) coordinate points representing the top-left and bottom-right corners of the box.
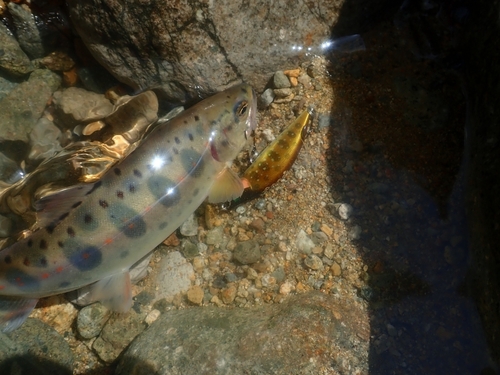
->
(0, 296), (38, 333)
(87, 271), (133, 312)
(208, 167), (245, 203)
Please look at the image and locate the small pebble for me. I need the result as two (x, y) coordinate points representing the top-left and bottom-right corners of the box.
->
(180, 213), (198, 236)
(349, 225), (362, 240)
(249, 218), (265, 233)
(283, 68), (300, 77)
(235, 206), (246, 214)
(338, 203), (353, 220)
(273, 70), (291, 88)
(260, 88), (275, 107)
(187, 285), (204, 305)
(296, 229), (316, 254)
(331, 262), (342, 276)
(221, 285), (237, 304)
(318, 113), (332, 129)
(144, 309), (161, 325)
(304, 255), (323, 270)
(233, 240), (261, 264)
(279, 281), (293, 295)
(273, 88), (292, 98)
(320, 223), (333, 237)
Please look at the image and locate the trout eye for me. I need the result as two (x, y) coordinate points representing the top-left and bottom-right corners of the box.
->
(237, 101), (248, 117)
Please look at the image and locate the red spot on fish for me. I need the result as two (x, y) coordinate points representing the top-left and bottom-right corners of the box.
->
(23, 257), (30, 266)
(41, 273), (49, 279)
(15, 277), (24, 286)
(56, 266), (64, 273)
(128, 223), (135, 229)
(104, 238), (113, 245)
(82, 252), (90, 259)
(0, 285), (4, 290)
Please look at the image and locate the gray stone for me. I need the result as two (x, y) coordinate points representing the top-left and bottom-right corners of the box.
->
(304, 255), (324, 270)
(180, 239), (199, 259)
(233, 240), (261, 264)
(28, 118), (62, 161)
(67, 0), (394, 102)
(273, 87), (292, 98)
(0, 23), (33, 76)
(338, 203), (354, 220)
(205, 226), (224, 245)
(295, 229), (315, 254)
(259, 88), (275, 108)
(93, 309), (147, 363)
(52, 87), (114, 128)
(154, 251), (194, 302)
(179, 213), (198, 236)
(0, 318), (74, 374)
(273, 71), (291, 89)
(77, 303), (112, 339)
(116, 292), (369, 375)
(8, 3), (46, 59)
(0, 69), (61, 142)
(0, 76), (18, 101)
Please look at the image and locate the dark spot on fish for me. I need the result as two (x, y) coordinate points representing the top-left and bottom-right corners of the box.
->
(68, 246), (102, 271)
(58, 212), (69, 221)
(114, 168), (122, 176)
(86, 181), (102, 195)
(117, 190), (124, 199)
(193, 188), (199, 196)
(187, 199), (192, 204)
(183, 120), (188, 124)
(84, 214), (92, 224)
(40, 257), (47, 267)
(175, 137), (181, 144)
(226, 125), (233, 132)
(129, 184), (136, 193)
(4, 255), (12, 264)
(180, 149), (204, 177)
(122, 216), (147, 238)
(46, 223), (55, 234)
(221, 139), (229, 148)
(147, 175), (181, 207)
(23, 257), (30, 266)
(39, 239), (47, 250)
(59, 281), (71, 288)
(120, 250), (129, 258)
(99, 200), (109, 208)
(67, 227), (75, 237)
(188, 133), (194, 141)
(58, 241), (64, 248)
(173, 147), (179, 155)
(194, 115), (200, 121)
(72, 201), (83, 209)
(158, 222), (168, 230)
(6, 269), (40, 291)
(133, 169), (142, 178)
(27, 239), (33, 248)
(169, 156), (174, 163)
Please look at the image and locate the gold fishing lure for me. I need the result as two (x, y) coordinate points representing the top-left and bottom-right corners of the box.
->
(242, 107), (314, 192)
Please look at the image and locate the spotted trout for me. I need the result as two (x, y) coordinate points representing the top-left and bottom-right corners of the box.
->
(0, 84), (257, 332)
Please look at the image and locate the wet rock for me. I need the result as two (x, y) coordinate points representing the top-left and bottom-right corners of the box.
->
(186, 285), (204, 305)
(93, 309), (147, 363)
(116, 292), (369, 375)
(40, 51), (75, 72)
(179, 213), (198, 236)
(67, 0), (392, 101)
(205, 226), (224, 245)
(0, 152), (22, 184)
(0, 76), (18, 101)
(180, 239), (199, 259)
(0, 69), (61, 142)
(77, 303), (112, 339)
(304, 254), (324, 270)
(331, 262), (342, 276)
(154, 251), (194, 302)
(259, 88), (275, 108)
(348, 224), (362, 240)
(318, 113), (332, 129)
(52, 87), (114, 128)
(296, 229), (315, 254)
(273, 87), (292, 98)
(221, 285), (237, 304)
(233, 240), (261, 264)
(338, 203), (354, 220)
(273, 71), (291, 89)
(7, 3), (46, 58)
(0, 23), (33, 76)
(28, 117), (62, 161)
(0, 318), (74, 374)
